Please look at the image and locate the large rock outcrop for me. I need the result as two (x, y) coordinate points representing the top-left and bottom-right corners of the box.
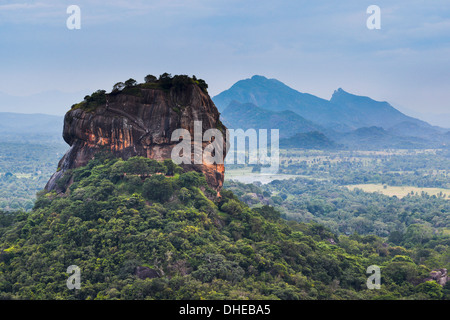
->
(45, 81), (227, 193)
(423, 268), (449, 286)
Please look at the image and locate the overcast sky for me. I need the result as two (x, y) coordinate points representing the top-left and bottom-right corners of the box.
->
(0, 0), (449, 122)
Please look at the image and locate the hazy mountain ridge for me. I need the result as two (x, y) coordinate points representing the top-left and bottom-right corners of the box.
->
(1, 75), (448, 149)
(214, 75), (450, 149)
(0, 112), (64, 143)
(330, 88), (430, 130)
(214, 75), (353, 129)
(0, 112), (63, 133)
(280, 131), (337, 149)
(331, 126), (432, 149)
(221, 101), (323, 139)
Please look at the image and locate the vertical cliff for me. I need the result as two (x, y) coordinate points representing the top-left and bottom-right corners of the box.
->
(45, 76), (227, 193)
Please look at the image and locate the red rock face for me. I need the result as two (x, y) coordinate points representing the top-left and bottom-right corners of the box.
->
(45, 84), (227, 193)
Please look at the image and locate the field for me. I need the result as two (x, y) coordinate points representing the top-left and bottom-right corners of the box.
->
(346, 183), (450, 199)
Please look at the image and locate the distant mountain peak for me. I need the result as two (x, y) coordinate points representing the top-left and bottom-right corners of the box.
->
(250, 75), (268, 80)
(331, 88), (391, 107)
(245, 75), (287, 88)
(213, 76), (439, 138)
(333, 87), (354, 96)
(331, 88), (366, 100)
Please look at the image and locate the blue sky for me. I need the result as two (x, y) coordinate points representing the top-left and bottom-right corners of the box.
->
(0, 0), (449, 125)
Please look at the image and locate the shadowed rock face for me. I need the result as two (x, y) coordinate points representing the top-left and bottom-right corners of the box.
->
(45, 83), (227, 193)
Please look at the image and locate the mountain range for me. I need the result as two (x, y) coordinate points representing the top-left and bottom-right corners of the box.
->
(1, 75), (449, 150)
(0, 112), (64, 143)
(213, 75), (450, 149)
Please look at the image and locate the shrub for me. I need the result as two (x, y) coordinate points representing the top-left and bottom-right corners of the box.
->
(178, 171), (206, 188)
(191, 254), (244, 283)
(143, 175), (173, 203)
(221, 199), (244, 216)
(158, 73), (173, 90)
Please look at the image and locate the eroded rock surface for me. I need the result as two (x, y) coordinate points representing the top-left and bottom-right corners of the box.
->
(45, 83), (227, 193)
(423, 268), (449, 286)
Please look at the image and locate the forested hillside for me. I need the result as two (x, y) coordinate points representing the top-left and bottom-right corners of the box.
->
(0, 156), (448, 300)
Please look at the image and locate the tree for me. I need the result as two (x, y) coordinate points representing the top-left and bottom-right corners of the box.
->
(388, 231), (404, 245)
(124, 78), (137, 87)
(159, 72), (171, 80)
(172, 75), (191, 90)
(404, 224), (433, 246)
(221, 199), (244, 216)
(271, 196), (283, 205)
(158, 73), (172, 89)
(163, 159), (181, 176)
(112, 82), (125, 92)
(144, 74), (157, 83)
(143, 175), (173, 203)
(179, 187), (190, 202)
(253, 205), (280, 220)
(191, 253), (244, 283)
(196, 78), (208, 92)
(442, 281), (450, 300)
(383, 261), (418, 285)
(179, 171), (206, 188)
(415, 281), (443, 299)
(125, 157), (151, 175)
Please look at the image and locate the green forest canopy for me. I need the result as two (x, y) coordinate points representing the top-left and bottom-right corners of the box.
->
(1, 156), (449, 300)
